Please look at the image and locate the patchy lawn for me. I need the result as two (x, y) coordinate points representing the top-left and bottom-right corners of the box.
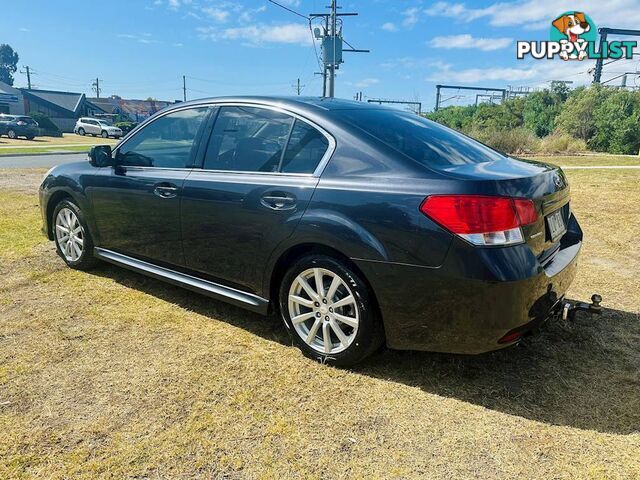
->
(0, 133), (119, 147)
(530, 154), (640, 168)
(0, 163), (639, 479)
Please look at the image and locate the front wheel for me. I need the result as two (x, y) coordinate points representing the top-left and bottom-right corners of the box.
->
(53, 199), (97, 270)
(101, 130), (109, 138)
(279, 255), (384, 367)
(77, 127), (85, 136)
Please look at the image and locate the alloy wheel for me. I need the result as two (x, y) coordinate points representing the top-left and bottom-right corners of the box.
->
(55, 207), (84, 262)
(288, 267), (360, 355)
(7, 130), (16, 139)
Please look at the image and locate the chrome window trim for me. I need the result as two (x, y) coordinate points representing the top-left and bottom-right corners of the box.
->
(114, 101), (336, 178)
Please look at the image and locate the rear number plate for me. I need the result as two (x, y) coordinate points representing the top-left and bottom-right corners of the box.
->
(546, 209), (566, 241)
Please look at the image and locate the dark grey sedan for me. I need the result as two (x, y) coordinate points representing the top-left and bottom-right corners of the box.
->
(39, 97), (582, 366)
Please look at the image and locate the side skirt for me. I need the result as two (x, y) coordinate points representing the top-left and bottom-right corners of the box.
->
(93, 247), (269, 314)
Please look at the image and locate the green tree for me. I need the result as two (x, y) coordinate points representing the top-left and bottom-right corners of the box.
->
(555, 85), (612, 141)
(0, 44), (19, 86)
(523, 90), (562, 137)
(588, 89), (640, 154)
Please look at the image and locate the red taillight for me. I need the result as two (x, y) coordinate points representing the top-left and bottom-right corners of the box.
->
(419, 195), (538, 246)
(513, 199), (537, 225)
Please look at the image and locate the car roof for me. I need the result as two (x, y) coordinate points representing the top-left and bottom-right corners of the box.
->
(162, 96), (393, 119)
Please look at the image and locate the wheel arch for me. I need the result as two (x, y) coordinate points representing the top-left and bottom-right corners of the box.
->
(266, 243), (383, 325)
(45, 190), (76, 240)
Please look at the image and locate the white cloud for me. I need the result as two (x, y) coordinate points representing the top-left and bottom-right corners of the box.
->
(426, 59), (593, 86)
(198, 23), (312, 46)
(355, 78), (380, 88)
(202, 7), (230, 23)
(402, 7), (421, 27)
(428, 34), (512, 51)
(424, 0), (640, 30)
(117, 32), (159, 44)
(382, 22), (398, 32)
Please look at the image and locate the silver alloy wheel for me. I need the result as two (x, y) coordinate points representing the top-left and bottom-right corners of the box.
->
(55, 207), (84, 262)
(288, 267), (360, 355)
(7, 130), (16, 139)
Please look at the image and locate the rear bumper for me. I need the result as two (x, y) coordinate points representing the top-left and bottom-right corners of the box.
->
(355, 214), (583, 354)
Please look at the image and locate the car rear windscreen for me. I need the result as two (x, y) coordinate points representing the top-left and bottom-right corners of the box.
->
(337, 109), (506, 167)
(17, 117), (37, 125)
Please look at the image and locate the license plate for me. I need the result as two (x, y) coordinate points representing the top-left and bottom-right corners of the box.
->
(546, 209), (566, 241)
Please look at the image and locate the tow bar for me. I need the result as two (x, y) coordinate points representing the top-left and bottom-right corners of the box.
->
(561, 294), (603, 321)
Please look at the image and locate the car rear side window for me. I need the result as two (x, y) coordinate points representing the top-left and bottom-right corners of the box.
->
(337, 109), (506, 167)
(116, 107), (209, 168)
(203, 106), (293, 173)
(280, 120), (329, 174)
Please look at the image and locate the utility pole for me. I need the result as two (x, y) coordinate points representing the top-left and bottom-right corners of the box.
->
(92, 78), (102, 98)
(20, 66), (33, 89)
(183, 75), (187, 102)
(310, 0), (368, 98)
(292, 78), (305, 95)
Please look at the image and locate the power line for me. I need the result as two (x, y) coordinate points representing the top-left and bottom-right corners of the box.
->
(266, 0), (309, 20)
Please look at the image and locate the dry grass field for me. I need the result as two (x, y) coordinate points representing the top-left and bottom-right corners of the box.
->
(0, 156), (639, 479)
(0, 133), (119, 147)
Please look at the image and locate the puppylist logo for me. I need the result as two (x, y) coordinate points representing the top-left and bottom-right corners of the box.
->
(517, 11), (637, 61)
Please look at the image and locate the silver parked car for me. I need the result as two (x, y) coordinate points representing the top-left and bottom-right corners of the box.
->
(74, 118), (123, 138)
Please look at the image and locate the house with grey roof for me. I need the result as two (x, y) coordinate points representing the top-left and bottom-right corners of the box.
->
(0, 81), (25, 115)
(21, 88), (95, 132)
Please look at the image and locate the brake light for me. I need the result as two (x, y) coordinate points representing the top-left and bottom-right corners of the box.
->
(420, 195), (537, 246)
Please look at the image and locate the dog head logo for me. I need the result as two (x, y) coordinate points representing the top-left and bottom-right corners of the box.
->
(550, 11), (596, 61)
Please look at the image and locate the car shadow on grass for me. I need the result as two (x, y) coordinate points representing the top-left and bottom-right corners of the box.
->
(90, 263), (639, 435)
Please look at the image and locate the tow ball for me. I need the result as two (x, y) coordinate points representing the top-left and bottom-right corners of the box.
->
(560, 294), (603, 321)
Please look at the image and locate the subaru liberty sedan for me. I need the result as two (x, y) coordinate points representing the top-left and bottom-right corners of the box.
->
(39, 97), (582, 366)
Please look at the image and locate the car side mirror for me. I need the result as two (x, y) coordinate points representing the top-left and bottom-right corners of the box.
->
(89, 145), (114, 167)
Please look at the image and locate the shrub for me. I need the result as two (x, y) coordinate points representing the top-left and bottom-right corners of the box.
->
(536, 132), (587, 154)
(114, 121), (138, 134)
(468, 127), (539, 154)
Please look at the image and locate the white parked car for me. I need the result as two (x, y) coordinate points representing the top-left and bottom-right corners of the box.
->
(74, 118), (123, 138)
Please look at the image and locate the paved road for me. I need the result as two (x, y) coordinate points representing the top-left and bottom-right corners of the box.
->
(0, 153), (86, 169)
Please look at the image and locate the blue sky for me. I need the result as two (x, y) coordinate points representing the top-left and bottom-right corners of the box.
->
(4, 0), (640, 110)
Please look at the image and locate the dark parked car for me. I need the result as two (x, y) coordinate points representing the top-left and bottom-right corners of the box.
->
(39, 97), (582, 366)
(0, 114), (39, 139)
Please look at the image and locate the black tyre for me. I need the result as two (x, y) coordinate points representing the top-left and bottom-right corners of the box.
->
(101, 130), (109, 138)
(77, 127), (85, 136)
(52, 199), (97, 270)
(279, 255), (384, 367)
(7, 129), (17, 139)
(26, 135), (35, 140)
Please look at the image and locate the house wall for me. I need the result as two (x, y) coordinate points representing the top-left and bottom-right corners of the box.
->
(0, 83), (25, 115)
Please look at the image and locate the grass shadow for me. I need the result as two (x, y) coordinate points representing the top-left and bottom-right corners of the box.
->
(89, 263), (639, 435)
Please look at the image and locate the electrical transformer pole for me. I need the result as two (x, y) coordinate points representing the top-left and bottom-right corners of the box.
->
(310, 0), (368, 98)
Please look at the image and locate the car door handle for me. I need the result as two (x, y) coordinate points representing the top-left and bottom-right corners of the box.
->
(154, 183), (179, 199)
(260, 193), (297, 211)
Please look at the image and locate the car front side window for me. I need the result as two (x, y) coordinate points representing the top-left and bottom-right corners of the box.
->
(116, 107), (209, 168)
(202, 106), (293, 173)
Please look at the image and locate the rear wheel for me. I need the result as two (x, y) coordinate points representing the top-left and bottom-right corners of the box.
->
(279, 255), (384, 367)
(53, 199), (97, 270)
(101, 130), (109, 138)
(7, 129), (16, 139)
(77, 127), (85, 136)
